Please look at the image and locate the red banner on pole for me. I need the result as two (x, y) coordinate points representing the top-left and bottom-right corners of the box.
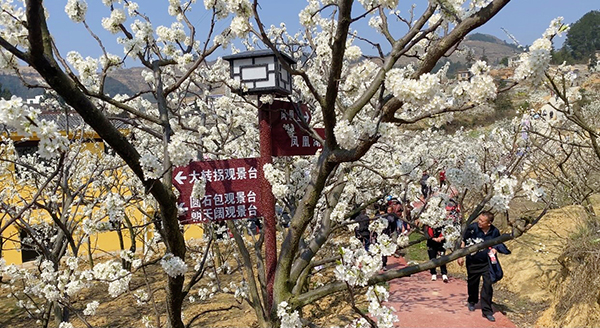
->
(173, 158), (262, 224)
(266, 100), (325, 156)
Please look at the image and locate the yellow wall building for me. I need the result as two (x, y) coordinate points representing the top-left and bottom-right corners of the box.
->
(1, 122), (204, 265)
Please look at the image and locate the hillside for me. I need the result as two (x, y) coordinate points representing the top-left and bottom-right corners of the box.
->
(462, 33), (522, 64)
(0, 66), (143, 100)
(0, 33), (521, 100)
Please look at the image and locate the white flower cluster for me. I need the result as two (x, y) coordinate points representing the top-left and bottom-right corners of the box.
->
(514, 17), (568, 85)
(160, 253), (188, 278)
(514, 38), (552, 85)
(369, 217), (388, 236)
(436, 0), (466, 22)
(334, 238), (382, 286)
(0, 96), (68, 159)
(65, 0), (88, 23)
(0, 1), (28, 50)
(65, 256), (79, 271)
(445, 156), (489, 192)
(120, 250), (135, 264)
(230, 16), (251, 38)
(521, 178), (545, 202)
(102, 8), (127, 34)
(102, 192), (126, 224)
(299, 0), (320, 26)
(134, 289), (150, 305)
(139, 152), (163, 180)
(1, 256), (104, 318)
(468, 0), (493, 14)
(543, 17), (569, 39)
(167, 132), (196, 167)
(345, 45), (362, 62)
(341, 60), (379, 97)
(277, 301), (302, 328)
(368, 15), (383, 32)
(370, 234), (397, 256)
(233, 280), (248, 300)
(330, 201), (348, 223)
(191, 177), (207, 200)
(451, 61), (497, 108)
(387, 70), (440, 107)
(83, 301), (99, 316)
(396, 234), (409, 248)
(263, 163), (289, 199)
(365, 285), (399, 328)
(356, 0), (399, 10)
(465, 237), (484, 247)
(334, 119), (359, 150)
(93, 260), (131, 297)
(488, 175), (518, 211)
(156, 22), (188, 47)
(416, 196), (448, 228)
(117, 20), (155, 55)
(196, 287), (213, 300)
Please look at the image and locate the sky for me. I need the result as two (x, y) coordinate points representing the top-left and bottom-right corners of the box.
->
(42, 1), (599, 66)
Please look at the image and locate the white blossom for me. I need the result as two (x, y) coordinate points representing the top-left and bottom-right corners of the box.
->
(65, 0), (88, 22)
(83, 301), (99, 316)
(521, 179), (545, 202)
(160, 253), (188, 278)
(277, 301), (302, 328)
(102, 9), (127, 34)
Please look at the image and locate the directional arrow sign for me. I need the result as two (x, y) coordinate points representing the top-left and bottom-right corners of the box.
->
(172, 158), (262, 224)
(174, 171), (187, 185)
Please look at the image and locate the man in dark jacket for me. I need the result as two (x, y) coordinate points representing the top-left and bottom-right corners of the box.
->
(420, 172), (430, 198)
(457, 211), (501, 322)
(381, 205), (398, 270)
(354, 210), (371, 250)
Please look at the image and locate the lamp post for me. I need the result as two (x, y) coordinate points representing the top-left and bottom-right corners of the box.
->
(223, 50), (295, 309)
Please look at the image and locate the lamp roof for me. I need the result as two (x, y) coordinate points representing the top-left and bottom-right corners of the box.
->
(223, 49), (296, 64)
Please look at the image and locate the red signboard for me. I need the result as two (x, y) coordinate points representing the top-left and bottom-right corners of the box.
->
(266, 100), (325, 156)
(173, 158), (262, 224)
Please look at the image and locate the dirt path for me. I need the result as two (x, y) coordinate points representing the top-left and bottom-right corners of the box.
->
(385, 256), (515, 328)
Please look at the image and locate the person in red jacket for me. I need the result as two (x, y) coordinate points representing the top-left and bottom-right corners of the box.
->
(426, 225), (448, 282)
(439, 170), (446, 188)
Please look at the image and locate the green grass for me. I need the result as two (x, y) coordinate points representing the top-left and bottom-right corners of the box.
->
(404, 232), (428, 262)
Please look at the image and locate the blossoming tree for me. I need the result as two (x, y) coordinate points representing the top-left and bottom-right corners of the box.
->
(0, 0), (564, 327)
(510, 20), (600, 217)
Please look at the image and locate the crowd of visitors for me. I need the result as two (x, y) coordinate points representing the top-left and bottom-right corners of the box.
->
(351, 169), (508, 322)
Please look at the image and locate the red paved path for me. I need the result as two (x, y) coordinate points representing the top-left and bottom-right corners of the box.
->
(385, 256), (515, 328)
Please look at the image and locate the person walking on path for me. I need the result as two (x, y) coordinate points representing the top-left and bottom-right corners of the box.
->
(381, 204), (399, 270)
(439, 170), (446, 188)
(426, 225), (448, 282)
(457, 211), (500, 322)
(420, 172), (430, 198)
(353, 209), (371, 250)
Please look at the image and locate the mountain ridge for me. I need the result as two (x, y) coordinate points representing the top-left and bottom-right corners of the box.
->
(0, 33), (522, 100)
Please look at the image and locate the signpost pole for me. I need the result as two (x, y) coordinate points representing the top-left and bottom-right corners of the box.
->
(258, 102), (277, 310)
(222, 50), (298, 312)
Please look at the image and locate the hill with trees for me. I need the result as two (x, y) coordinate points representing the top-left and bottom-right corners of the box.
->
(553, 10), (600, 64)
(0, 67), (137, 100)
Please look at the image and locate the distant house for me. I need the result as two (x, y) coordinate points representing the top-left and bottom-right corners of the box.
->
(507, 55), (521, 68)
(25, 94), (44, 105)
(456, 70), (472, 81)
(590, 50), (600, 69)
